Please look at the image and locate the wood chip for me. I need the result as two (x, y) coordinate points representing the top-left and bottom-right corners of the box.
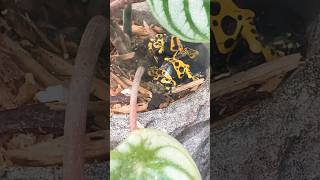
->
(13, 73), (40, 106)
(111, 102), (148, 114)
(111, 52), (135, 61)
(5, 130), (107, 166)
(171, 78), (205, 94)
(120, 76), (152, 97)
(46, 101), (107, 113)
(257, 74), (285, 92)
(33, 47), (108, 100)
(212, 53), (302, 99)
(0, 147), (10, 176)
(110, 85), (122, 96)
(111, 72), (129, 89)
(0, 34), (62, 86)
(6, 133), (37, 150)
(159, 102), (169, 109)
(129, 24), (157, 39)
(0, 51), (25, 109)
(20, 13), (61, 54)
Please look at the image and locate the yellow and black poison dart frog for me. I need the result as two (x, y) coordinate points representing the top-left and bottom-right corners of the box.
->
(211, 0), (285, 79)
(147, 34), (206, 91)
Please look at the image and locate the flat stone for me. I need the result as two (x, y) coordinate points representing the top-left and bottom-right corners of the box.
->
(211, 34), (320, 180)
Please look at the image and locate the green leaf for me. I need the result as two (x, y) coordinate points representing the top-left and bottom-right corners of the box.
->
(147, 0), (210, 43)
(110, 128), (202, 180)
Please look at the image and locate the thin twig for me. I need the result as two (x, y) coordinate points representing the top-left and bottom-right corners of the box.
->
(110, 19), (130, 54)
(110, 0), (145, 15)
(59, 33), (69, 59)
(21, 13), (61, 54)
(129, 66), (145, 131)
(123, 4), (132, 37)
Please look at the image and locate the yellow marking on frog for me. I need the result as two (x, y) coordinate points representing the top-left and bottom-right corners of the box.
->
(170, 36), (184, 53)
(164, 57), (196, 80)
(211, 0), (281, 61)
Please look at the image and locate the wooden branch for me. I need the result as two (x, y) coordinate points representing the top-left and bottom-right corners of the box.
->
(0, 34), (62, 87)
(63, 16), (107, 180)
(211, 53), (302, 99)
(5, 130), (107, 166)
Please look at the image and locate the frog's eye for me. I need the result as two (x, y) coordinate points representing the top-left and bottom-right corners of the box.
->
(156, 39), (164, 46)
(156, 34), (163, 39)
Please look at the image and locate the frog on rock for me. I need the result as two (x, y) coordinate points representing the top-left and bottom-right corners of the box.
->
(147, 33), (204, 91)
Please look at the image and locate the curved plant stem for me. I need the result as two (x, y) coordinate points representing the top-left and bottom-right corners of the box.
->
(129, 66), (145, 131)
(63, 16), (107, 180)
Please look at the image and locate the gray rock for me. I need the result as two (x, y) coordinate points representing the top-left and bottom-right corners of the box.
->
(110, 78), (210, 179)
(211, 12), (320, 180)
(2, 162), (107, 180)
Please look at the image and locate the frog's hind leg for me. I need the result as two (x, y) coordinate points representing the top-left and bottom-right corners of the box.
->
(160, 75), (177, 91)
(148, 66), (163, 80)
(148, 66), (176, 91)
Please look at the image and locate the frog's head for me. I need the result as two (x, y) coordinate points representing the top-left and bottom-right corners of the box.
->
(148, 34), (166, 56)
